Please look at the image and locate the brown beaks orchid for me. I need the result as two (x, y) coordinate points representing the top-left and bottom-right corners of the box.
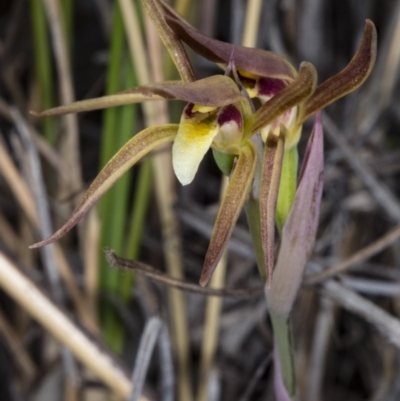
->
(30, 0), (377, 291)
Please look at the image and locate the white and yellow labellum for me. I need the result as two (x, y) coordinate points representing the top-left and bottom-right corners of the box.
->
(172, 103), (244, 185)
(173, 104), (220, 185)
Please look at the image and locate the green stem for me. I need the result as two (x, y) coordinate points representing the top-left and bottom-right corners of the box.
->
(276, 147), (298, 232)
(270, 312), (296, 398)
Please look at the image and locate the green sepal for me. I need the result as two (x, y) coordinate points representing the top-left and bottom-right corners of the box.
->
(212, 149), (235, 177)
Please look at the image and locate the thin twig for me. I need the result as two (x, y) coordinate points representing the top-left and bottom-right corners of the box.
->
(306, 224), (400, 284)
(324, 115), (400, 223)
(322, 280), (400, 350)
(106, 250), (264, 298)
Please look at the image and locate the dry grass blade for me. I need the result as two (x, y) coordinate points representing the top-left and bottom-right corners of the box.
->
(197, 178), (228, 401)
(198, 3), (263, 400)
(158, 324), (175, 401)
(0, 251), (150, 400)
(130, 317), (163, 401)
(0, 309), (36, 380)
(117, 2), (193, 399)
(305, 297), (335, 401)
(0, 119), (96, 331)
(83, 209), (100, 323)
(0, 135), (39, 227)
(324, 115), (400, 223)
(41, 0), (82, 201)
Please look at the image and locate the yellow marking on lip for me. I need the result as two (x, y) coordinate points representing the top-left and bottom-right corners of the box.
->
(192, 104), (218, 113)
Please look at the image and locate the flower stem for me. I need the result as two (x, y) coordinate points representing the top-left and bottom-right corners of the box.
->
(270, 312), (296, 399)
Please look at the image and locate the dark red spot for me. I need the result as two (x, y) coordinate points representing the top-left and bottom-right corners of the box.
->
(217, 104), (242, 130)
(258, 78), (287, 97)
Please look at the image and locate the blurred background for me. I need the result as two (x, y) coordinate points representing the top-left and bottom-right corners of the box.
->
(0, 0), (400, 400)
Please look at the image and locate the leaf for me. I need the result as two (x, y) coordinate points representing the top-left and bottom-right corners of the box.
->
(32, 76), (246, 117)
(30, 125), (179, 248)
(266, 113), (324, 317)
(300, 20), (377, 124)
(200, 141), (257, 286)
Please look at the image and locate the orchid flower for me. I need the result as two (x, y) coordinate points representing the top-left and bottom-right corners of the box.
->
(30, 0), (377, 292)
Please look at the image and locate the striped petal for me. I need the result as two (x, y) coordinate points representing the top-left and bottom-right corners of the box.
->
(200, 141), (257, 286)
(30, 125), (179, 248)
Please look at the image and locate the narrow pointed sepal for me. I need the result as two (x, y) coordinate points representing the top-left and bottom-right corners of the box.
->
(266, 113), (324, 317)
(141, 0), (195, 82)
(32, 76), (245, 118)
(199, 141), (257, 286)
(247, 62), (317, 139)
(164, 12), (296, 81)
(300, 20), (377, 124)
(30, 91), (166, 118)
(260, 129), (285, 287)
(30, 125), (179, 248)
